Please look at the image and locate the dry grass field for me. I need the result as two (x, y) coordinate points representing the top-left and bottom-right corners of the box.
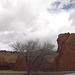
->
(0, 70), (26, 73)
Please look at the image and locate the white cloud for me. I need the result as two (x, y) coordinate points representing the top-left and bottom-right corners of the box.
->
(69, 10), (75, 26)
(49, 0), (75, 11)
(0, 0), (74, 50)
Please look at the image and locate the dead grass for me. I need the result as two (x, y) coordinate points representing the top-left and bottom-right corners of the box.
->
(0, 70), (26, 73)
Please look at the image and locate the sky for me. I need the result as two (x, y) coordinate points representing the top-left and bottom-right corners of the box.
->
(0, 0), (75, 50)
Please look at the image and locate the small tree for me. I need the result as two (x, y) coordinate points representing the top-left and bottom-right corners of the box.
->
(10, 40), (58, 75)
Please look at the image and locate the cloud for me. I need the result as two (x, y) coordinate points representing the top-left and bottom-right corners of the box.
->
(0, 0), (41, 44)
(0, 0), (74, 50)
(49, 0), (75, 11)
(69, 10), (75, 26)
(0, 0), (37, 31)
(0, 0), (55, 36)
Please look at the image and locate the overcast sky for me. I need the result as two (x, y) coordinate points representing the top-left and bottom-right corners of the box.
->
(0, 0), (75, 50)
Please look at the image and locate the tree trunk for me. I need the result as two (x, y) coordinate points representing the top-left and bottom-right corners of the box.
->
(36, 66), (39, 72)
(27, 66), (31, 75)
(27, 71), (30, 75)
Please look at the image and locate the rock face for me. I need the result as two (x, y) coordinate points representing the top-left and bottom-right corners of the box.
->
(0, 51), (18, 70)
(15, 56), (54, 71)
(0, 51), (55, 71)
(55, 33), (75, 71)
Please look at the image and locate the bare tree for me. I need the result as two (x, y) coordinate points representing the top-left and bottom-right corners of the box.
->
(10, 40), (58, 75)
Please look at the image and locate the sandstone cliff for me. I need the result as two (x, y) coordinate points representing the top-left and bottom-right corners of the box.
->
(0, 51), (18, 70)
(54, 33), (75, 71)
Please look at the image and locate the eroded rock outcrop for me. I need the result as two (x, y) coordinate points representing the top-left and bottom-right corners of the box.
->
(0, 51), (18, 70)
(55, 33), (75, 71)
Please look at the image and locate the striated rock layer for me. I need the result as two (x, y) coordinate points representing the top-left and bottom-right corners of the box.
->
(54, 33), (75, 71)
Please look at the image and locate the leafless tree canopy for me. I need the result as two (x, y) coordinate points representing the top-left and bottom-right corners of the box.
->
(10, 39), (58, 75)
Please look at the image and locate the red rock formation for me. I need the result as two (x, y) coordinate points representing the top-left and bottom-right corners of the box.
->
(55, 33), (75, 71)
(14, 56), (54, 72)
(14, 58), (27, 71)
(0, 51), (56, 71)
(0, 51), (18, 70)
